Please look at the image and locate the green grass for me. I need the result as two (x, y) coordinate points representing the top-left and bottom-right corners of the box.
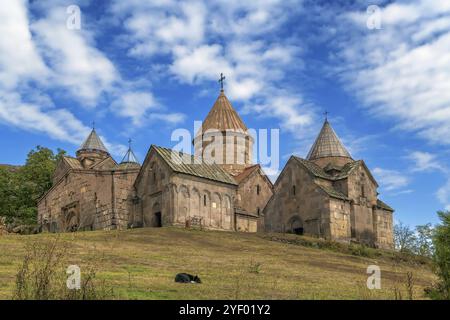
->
(0, 227), (436, 300)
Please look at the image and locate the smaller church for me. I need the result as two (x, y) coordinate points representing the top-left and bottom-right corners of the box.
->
(37, 80), (394, 249)
(263, 119), (394, 249)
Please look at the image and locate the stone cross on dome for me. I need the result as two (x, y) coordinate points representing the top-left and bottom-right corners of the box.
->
(218, 73), (226, 91)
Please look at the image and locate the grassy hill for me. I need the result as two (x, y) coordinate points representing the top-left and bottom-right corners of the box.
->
(0, 227), (436, 300)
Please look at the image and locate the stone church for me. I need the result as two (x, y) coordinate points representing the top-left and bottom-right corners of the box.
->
(263, 119), (394, 249)
(37, 88), (273, 233)
(37, 86), (394, 248)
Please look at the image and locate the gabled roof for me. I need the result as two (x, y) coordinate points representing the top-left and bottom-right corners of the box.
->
(307, 120), (352, 161)
(152, 145), (237, 186)
(377, 199), (394, 212)
(316, 184), (350, 201)
(198, 90), (248, 135)
(292, 156), (363, 182)
(63, 156), (83, 169)
(234, 164), (260, 184)
(78, 129), (109, 154)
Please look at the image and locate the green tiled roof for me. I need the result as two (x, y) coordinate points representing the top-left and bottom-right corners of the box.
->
(293, 156), (360, 181)
(317, 184), (350, 201)
(153, 145), (237, 186)
(293, 157), (330, 179)
(377, 199), (394, 212)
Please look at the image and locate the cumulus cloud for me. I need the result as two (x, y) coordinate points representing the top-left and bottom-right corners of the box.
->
(31, 7), (118, 106)
(114, 0), (312, 139)
(0, 0), (49, 89)
(332, 1), (450, 144)
(0, 0), (183, 153)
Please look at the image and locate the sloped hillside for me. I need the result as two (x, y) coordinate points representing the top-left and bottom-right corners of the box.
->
(0, 227), (436, 299)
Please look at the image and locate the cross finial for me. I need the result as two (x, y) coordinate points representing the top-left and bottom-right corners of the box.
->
(218, 73), (226, 91)
(324, 111), (329, 121)
(92, 121), (95, 130)
(128, 138), (132, 149)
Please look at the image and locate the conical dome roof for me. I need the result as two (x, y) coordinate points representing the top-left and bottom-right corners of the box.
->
(117, 142), (140, 169)
(306, 120), (352, 160)
(78, 129), (109, 154)
(200, 90), (248, 134)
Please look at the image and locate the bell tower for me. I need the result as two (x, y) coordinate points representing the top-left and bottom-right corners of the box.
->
(306, 117), (353, 168)
(194, 74), (253, 176)
(76, 127), (110, 169)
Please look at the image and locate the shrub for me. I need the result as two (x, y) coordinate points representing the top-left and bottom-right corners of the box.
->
(13, 236), (113, 300)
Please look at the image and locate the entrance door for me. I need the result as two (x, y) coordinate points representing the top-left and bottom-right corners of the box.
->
(154, 212), (162, 227)
(290, 217), (304, 235)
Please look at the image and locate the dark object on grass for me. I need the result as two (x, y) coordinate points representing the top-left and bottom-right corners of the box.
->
(175, 273), (201, 284)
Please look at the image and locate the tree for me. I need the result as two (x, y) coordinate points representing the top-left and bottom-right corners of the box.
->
(429, 210), (450, 299)
(0, 146), (66, 224)
(394, 221), (416, 253)
(415, 223), (434, 257)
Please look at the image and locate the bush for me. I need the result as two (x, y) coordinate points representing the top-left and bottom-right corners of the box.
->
(427, 211), (450, 300)
(13, 236), (113, 300)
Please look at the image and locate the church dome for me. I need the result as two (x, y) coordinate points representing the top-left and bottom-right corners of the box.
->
(77, 128), (110, 155)
(198, 90), (248, 135)
(306, 119), (352, 167)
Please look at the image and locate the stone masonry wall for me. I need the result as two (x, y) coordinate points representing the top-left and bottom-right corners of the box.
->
(264, 159), (331, 238)
(236, 168), (273, 231)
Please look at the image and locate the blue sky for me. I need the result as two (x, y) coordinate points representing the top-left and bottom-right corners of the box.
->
(1, 0), (450, 227)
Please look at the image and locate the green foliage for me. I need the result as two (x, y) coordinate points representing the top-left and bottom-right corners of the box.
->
(415, 223), (434, 258)
(0, 146), (65, 225)
(428, 211), (450, 300)
(13, 237), (114, 300)
(394, 221), (434, 257)
(394, 222), (416, 253)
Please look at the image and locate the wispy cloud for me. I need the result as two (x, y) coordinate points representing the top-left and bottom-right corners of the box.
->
(0, 0), (183, 153)
(330, 1), (450, 145)
(408, 151), (445, 173)
(112, 0), (314, 141)
(373, 167), (410, 192)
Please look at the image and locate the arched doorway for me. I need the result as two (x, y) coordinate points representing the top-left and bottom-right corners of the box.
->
(65, 210), (80, 232)
(152, 202), (162, 227)
(288, 216), (304, 235)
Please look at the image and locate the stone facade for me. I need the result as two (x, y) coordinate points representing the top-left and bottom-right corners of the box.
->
(263, 120), (394, 249)
(37, 90), (393, 250)
(37, 91), (273, 234)
(130, 146), (272, 232)
(37, 157), (139, 232)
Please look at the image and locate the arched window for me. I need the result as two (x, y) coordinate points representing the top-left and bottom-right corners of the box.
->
(292, 185), (296, 196)
(203, 195), (207, 206)
(257, 207), (260, 215)
(256, 185), (260, 195)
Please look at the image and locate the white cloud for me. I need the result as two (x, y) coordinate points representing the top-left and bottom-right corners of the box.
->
(110, 91), (186, 126)
(408, 151), (445, 172)
(0, 0), (49, 89)
(0, 92), (87, 145)
(116, 0), (311, 139)
(334, 1), (450, 145)
(31, 7), (118, 106)
(0, 1), (184, 151)
(111, 92), (158, 125)
(373, 167), (410, 192)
